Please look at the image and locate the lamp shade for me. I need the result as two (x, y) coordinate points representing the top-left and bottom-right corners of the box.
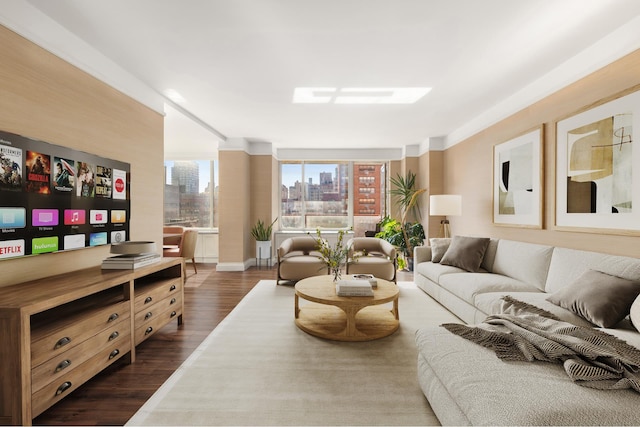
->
(429, 195), (462, 216)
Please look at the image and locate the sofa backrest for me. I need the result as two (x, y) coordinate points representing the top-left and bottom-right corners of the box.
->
(545, 247), (640, 293)
(491, 239), (554, 291)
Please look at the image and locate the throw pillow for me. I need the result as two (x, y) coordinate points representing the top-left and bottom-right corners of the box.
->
(439, 236), (490, 272)
(630, 295), (640, 332)
(429, 238), (451, 263)
(546, 269), (640, 328)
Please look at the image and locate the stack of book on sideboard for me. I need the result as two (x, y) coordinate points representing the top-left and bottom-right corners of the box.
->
(101, 253), (161, 270)
(335, 274), (376, 297)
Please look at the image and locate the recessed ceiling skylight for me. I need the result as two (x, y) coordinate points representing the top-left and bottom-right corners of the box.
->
(293, 87), (431, 104)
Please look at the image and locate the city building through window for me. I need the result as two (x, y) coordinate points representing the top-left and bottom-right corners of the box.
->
(163, 160), (218, 228)
(280, 161), (387, 236)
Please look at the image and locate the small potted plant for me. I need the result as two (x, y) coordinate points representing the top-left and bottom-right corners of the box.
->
(251, 217), (278, 260)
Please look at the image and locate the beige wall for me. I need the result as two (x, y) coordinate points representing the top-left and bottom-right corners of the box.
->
(0, 26), (164, 288)
(430, 47), (640, 258)
(421, 151), (445, 238)
(218, 150), (250, 265)
(249, 155), (277, 257)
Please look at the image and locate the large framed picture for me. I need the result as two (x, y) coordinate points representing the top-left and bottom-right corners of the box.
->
(493, 126), (543, 228)
(555, 86), (640, 235)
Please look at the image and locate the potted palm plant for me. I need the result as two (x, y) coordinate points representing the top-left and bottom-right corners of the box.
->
(251, 217), (278, 260)
(377, 171), (426, 270)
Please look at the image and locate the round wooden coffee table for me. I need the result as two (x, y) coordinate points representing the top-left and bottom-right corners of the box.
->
(294, 275), (399, 341)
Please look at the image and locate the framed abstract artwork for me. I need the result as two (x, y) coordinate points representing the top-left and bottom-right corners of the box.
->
(493, 126), (543, 228)
(555, 86), (640, 235)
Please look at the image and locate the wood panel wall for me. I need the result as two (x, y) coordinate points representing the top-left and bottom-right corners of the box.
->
(434, 47), (640, 257)
(0, 25), (164, 288)
(218, 150), (250, 267)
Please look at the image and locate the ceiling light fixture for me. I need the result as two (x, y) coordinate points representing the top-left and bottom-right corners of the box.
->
(293, 87), (337, 104)
(293, 87), (431, 104)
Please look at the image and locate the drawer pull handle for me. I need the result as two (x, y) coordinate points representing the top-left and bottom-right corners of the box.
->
(144, 296), (153, 304)
(108, 313), (119, 322)
(170, 311), (177, 318)
(145, 326), (153, 335)
(109, 349), (120, 359)
(55, 381), (72, 396)
(170, 284), (176, 291)
(54, 337), (71, 350)
(144, 312), (153, 320)
(170, 298), (177, 305)
(109, 331), (119, 341)
(55, 359), (72, 372)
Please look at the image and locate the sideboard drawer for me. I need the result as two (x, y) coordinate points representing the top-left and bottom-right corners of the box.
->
(134, 278), (181, 314)
(134, 303), (182, 345)
(31, 335), (131, 418)
(31, 317), (129, 393)
(134, 293), (182, 326)
(31, 300), (130, 368)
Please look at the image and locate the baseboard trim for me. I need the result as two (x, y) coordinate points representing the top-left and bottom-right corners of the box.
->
(216, 261), (252, 271)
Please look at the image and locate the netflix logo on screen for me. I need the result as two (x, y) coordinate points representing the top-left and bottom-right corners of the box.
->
(0, 239), (25, 259)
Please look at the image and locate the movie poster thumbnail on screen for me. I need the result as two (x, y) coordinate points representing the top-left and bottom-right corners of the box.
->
(0, 130), (130, 260)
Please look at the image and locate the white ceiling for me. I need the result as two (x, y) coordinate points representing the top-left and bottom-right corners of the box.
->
(15, 0), (640, 155)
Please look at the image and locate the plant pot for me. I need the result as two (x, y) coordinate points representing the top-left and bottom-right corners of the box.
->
(256, 240), (271, 260)
(406, 256), (414, 272)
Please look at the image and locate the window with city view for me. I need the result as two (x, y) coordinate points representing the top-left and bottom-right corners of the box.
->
(164, 160), (218, 228)
(280, 161), (387, 236)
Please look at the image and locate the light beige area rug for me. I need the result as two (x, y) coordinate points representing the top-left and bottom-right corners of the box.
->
(126, 280), (460, 426)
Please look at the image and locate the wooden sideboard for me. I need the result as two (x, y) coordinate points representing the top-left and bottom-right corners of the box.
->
(0, 257), (184, 426)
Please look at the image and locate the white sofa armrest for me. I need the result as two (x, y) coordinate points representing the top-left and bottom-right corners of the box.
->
(414, 245), (432, 265)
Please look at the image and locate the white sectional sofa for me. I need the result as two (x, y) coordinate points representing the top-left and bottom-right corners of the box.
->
(413, 237), (640, 426)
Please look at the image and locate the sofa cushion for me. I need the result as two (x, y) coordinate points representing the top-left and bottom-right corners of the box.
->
(546, 269), (640, 328)
(414, 261), (465, 284)
(491, 240), (553, 291)
(439, 273), (539, 305)
(474, 291), (595, 328)
(545, 247), (640, 294)
(632, 296), (640, 333)
(415, 326), (640, 426)
(440, 236), (490, 272)
(480, 238), (499, 272)
(429, 238), (451, 263)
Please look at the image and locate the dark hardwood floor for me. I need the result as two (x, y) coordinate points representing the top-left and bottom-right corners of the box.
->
(33, 264), (413, 426)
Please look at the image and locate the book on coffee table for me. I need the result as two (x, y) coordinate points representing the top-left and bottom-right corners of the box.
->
(349, 273), (377, 288)
(335, 279), (374, 296)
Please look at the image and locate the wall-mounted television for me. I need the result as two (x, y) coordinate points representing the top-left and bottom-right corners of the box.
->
(0, 130), (130, 260)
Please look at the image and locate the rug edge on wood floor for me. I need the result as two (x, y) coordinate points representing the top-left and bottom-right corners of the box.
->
(126, 280), (459, 426)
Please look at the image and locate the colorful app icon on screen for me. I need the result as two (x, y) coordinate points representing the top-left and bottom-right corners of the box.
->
(64, 209), (86, 225)
(0, 239), (25, 259)
(32, 209), (59, 226)
(90, 210), (108, 224)
(111, 210), (127, 223)
(32, 236), (58, 254)
(0, 208), (26, 228)
(89, 232), (107, 246)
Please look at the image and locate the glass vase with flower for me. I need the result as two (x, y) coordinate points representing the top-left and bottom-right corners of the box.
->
(310, 228), (352, 282)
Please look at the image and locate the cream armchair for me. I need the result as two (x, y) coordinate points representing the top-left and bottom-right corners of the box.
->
(346, 237), (397, 283)
(277, 236), (329, 284)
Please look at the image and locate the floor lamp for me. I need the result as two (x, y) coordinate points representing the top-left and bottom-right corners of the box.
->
(429, 195), (462, 238)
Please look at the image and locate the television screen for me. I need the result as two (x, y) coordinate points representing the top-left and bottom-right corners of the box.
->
(0, 130), (130, 260)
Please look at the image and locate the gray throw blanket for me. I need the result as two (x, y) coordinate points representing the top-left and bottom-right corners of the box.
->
(442, 296), (640, 393)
